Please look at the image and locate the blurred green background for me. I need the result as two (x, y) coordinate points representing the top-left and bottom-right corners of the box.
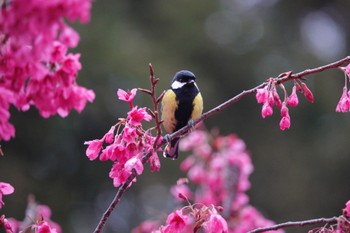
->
(2, 0), (350, 232)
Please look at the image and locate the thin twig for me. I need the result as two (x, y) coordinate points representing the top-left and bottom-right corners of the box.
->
(247, 216), (339, 233)
(93, 170), (137, 233)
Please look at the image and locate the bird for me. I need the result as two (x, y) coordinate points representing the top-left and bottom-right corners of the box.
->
(161, 70), (203, 159)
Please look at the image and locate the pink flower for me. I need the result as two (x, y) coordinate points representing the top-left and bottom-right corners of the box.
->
(273, 89), (282, 109)
(163, 210), (188, 233)
(118, 88), (137, 107)
(261, 102), (273, 118)
(84, 139), (103, 160)
(127, 107), (152, 126)
(301, 82), (314, 103)
(170, 179), (192, 202)
(126, 156), (144, 175)
(0, 182), (14, 209)
(109, 157), (144, 187)
(149, 152), (161, 172)
(122, 126), (138, 143)
(279, 116), (291, 131)
(59, 26), (80, 48)
(104, 125), (116, 144)
(280, 104), (291, 130)
(280, 103), (289, 117)
(256, 88), (268, 103)
(343, 200), (350, 218)
(336, 87), (350, 112)
(268, 92), (275, 106)
(287, 86), (299, 107)
(37, 222), (58, 233)
(203, 212), (228, 233)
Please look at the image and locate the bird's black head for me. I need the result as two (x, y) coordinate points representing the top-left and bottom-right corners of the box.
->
(171, 70), (196, 90)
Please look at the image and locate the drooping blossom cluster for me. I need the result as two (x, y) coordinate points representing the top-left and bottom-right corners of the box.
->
(84, 88), (161, 187)
(0, 196), (61, 233)
(336, 64), (350, 112)
(256, 76), (314, 131)
(133, 130), (284, 233)
(0, 0), (94, 141)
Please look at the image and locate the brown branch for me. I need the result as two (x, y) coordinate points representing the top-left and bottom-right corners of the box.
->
(93, 170), (137, 233)
(93, 56), (350, 233)
(168, 55), (350, 141)
(248, 216), (339, 233)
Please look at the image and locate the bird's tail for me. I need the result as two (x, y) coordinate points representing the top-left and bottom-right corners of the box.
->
(163, 137), (180, 160)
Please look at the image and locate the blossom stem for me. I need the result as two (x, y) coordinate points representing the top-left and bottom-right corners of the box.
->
(247, 216), (339, 233)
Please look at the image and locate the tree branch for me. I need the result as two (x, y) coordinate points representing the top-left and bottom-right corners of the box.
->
(247, 216), (339, 233)
(93, 170), (137, 233)
(93, 56), (350, 233)
(168, 55), (350, 140)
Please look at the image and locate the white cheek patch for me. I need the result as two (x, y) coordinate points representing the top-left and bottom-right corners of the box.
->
(171, 80), (186, 89)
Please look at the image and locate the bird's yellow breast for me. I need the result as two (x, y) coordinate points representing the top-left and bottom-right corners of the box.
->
(191, 92), (203, 120)
(161, 90), (178, 133)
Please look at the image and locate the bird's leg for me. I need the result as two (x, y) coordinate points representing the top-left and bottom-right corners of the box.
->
(163, 134), (171, 143)
(187, 119), (195, 132)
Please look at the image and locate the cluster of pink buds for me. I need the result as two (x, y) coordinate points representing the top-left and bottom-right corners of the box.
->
(336, 64), (350, 112)
(256, 75), (314, 131)
(84, 88), (161, 187)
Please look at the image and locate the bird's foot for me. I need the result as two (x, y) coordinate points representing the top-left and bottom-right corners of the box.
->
(187, 119), (195, 132)
(163, 134), (171, 143)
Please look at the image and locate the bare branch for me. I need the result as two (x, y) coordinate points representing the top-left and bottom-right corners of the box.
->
(248, 216), (339, 233)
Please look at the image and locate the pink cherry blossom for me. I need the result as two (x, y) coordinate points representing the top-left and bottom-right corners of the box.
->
(0, 182), (14, 209)
(287, 86), (299, 107)
(104, 125), (116, 144)
(118, 88), (137, 108)
(280, 103), (289, 117)
(279, 116), (291, 131)
(261, 102), (273, 118)
(256, 88), (268, 103)
(163, 210), (189, 233)
(273, 89), (282, 109)
(37, 222), (58, 233)
(109, 156), (144, 187)
(84, 139), (104, 161)
(127, 107), (152, 126)
(203, 212), (228, 233)
(344, 200), (350, 218)
(170, 179), (192, 202)
(149, 152), (161, 172)
(301, 82), (314, 103)
(336, 87), (350, 112)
